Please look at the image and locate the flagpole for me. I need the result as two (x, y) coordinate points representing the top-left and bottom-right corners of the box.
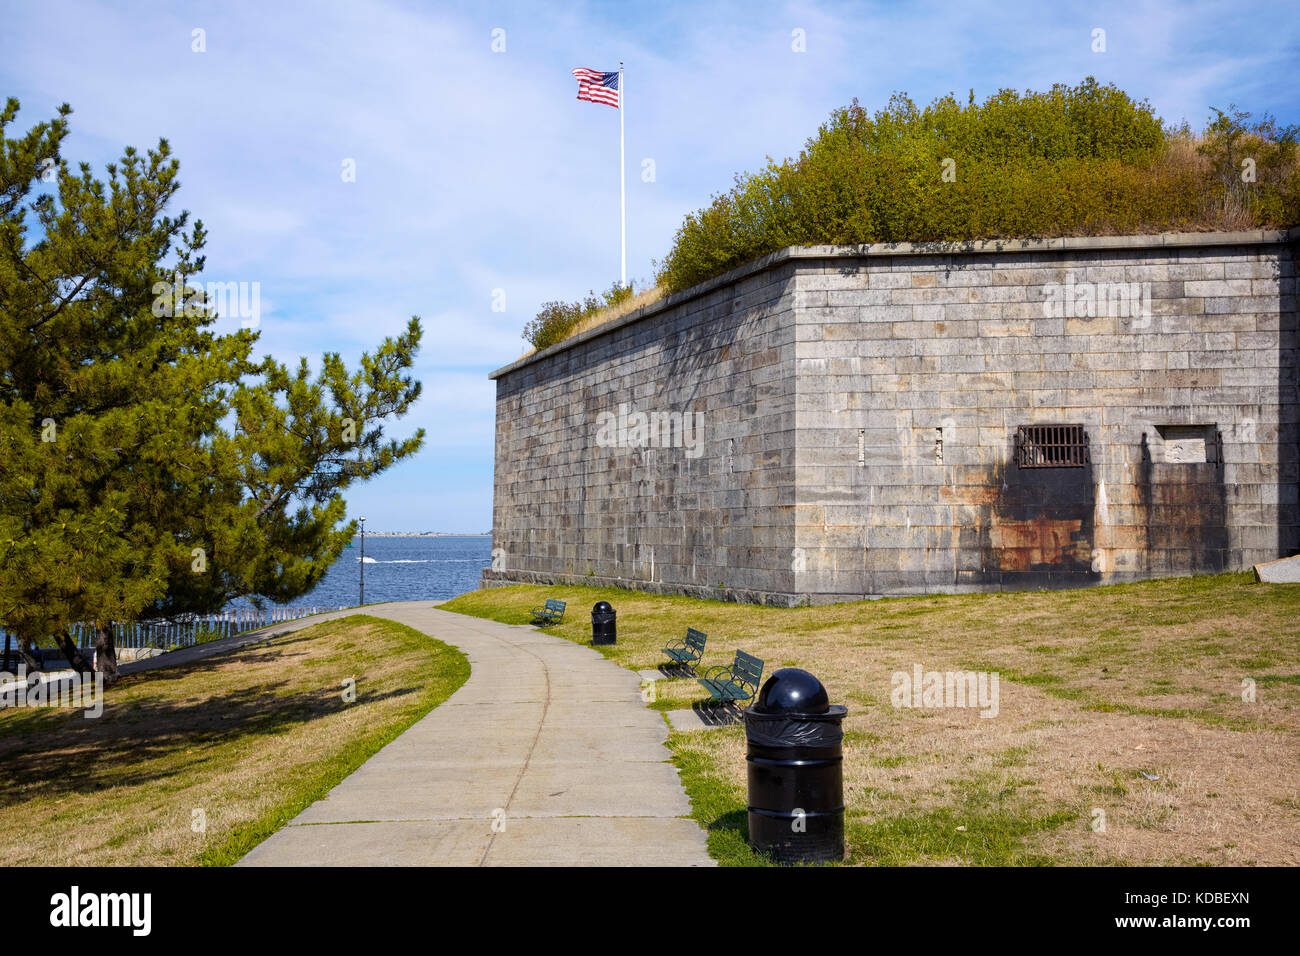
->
(619, 61), (626, 287)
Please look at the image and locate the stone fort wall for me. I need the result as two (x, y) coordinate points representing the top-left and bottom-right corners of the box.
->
(483, 230), (1298, 605)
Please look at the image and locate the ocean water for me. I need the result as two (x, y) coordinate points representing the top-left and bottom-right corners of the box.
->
(284, 535), (493, 607)
(0, 536), (494, 657)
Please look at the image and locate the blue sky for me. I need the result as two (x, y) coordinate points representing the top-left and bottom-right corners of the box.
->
(4, 0), (1298, 531)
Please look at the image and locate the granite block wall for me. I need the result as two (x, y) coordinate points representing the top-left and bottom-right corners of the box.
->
(483, 231), (1299, 605)
(483, 260), (804, 604)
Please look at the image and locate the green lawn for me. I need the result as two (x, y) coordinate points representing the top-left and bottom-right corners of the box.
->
(445, 574), (1300, 866)
(0, 614), (468, 866)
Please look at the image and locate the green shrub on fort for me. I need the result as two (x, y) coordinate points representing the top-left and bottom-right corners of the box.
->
(523, 281), (633, 351)
(654, 78), (1300, 293)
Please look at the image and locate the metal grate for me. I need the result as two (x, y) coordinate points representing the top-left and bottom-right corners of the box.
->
(1016, 424), (1090, 468)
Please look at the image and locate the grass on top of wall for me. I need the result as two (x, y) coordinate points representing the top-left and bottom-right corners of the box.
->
(524, 79), (1299, 350)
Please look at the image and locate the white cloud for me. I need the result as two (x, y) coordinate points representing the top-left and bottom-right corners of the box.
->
(6, 0), (1297, 529)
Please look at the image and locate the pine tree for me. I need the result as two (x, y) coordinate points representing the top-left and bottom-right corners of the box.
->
(0, 99), (424, 681)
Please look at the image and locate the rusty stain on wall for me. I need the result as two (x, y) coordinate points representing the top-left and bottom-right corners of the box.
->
(967, 450), (1100, 588)
(1137, 431), (1229, 574)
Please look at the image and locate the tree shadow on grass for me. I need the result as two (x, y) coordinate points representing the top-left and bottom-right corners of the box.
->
(116, 630), (325, 685)
(0, 634), (425, 806)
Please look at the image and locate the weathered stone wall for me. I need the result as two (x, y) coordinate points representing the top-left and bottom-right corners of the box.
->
(484, 230), (1299, 605)
(793, 236), (1298, 601)
(485, 261), (803, 604)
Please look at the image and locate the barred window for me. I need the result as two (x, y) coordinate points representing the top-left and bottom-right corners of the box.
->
(1016, 424), (1089, 468)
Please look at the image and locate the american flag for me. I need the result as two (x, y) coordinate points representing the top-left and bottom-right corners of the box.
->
(572, 68), (620, 108)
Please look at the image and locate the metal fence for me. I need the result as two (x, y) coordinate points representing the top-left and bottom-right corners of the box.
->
(3, 606), (348, 655)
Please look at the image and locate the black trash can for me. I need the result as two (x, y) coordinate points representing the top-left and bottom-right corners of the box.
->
(591, 601), (616, 645)
(744, 668), (846, 863)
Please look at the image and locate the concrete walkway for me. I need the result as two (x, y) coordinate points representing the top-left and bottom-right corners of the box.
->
(236, 602), (713, 866)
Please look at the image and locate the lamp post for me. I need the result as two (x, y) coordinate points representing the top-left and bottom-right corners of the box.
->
(359, 516), (366, 606)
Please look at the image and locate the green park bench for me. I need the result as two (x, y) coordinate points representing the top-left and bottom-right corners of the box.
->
(529, 599), (566, 626)
(697, 650), (764, 710)
(661, 627), (708, 673)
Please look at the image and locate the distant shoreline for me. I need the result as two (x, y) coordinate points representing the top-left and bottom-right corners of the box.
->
(354, 532), (491, 538)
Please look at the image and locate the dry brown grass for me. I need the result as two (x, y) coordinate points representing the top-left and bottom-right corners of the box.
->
(0, 614), (468, 866)
(444, 573), (1300, 865)
(516, 284), (666, 360)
